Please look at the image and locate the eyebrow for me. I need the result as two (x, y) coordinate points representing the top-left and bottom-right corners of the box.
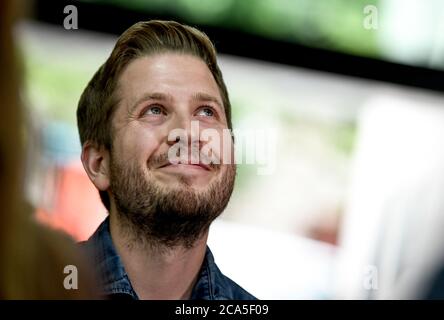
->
(191, 92), (223, 110)
(130, 92), (173, 113)
(129, 91), (224, 113)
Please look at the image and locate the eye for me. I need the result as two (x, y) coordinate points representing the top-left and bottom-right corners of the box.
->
(143, 105), (165, 116)
(196, 106), (215, 117)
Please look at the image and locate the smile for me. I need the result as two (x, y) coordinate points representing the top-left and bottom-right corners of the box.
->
(158, 163), (211, 171)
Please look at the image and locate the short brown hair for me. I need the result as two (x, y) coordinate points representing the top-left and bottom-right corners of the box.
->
(77, 20), (232, 211)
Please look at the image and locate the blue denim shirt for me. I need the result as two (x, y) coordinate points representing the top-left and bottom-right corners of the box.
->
(81, 217), (256, 300)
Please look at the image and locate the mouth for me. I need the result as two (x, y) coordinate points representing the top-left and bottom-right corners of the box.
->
(158, 162), (211, 171)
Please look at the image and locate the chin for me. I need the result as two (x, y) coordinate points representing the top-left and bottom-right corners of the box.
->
(176, 176), (214, 189)
(155, 168), (217, 186)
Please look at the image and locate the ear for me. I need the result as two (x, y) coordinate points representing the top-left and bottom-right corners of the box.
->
(81, 142), (110, 192)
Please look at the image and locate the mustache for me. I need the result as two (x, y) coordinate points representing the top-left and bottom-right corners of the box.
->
(148, 151), (221, 170)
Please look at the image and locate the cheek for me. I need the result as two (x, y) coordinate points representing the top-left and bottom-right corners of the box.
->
(200, 127), (234, 164)
(114, 127), (161, 164)
(219, 137), (234, 165)
(219, 128), (234, 165)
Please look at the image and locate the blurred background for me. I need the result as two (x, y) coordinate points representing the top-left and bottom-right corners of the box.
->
(14, 0), (444, 299)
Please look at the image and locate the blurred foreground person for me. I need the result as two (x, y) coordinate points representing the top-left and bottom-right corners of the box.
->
(0, 0), (98, 299)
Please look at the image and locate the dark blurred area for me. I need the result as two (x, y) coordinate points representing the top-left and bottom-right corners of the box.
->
(0, 0), (98, 299)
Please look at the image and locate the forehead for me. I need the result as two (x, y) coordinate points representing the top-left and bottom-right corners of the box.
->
(116, 53), (222, 107)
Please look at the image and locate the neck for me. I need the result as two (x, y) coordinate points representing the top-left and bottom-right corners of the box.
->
(109, 213), (208, 300)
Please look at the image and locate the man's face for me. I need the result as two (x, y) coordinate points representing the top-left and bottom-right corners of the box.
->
(107, 53), (236, 247)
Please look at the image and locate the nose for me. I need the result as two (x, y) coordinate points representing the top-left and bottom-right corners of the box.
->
(166, 112), (199, 147)
(167, 135), (180, 146)
(165, 112), (204, 167)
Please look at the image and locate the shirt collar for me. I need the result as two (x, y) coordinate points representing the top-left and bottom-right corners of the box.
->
(84, 217), (229, 300)
(86, 217), (138, 298)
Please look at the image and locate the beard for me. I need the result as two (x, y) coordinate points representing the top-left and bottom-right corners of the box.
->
(108, 151), (236, 249)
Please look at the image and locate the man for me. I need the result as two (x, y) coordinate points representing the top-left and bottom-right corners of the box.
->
(77, 20), (256, 300)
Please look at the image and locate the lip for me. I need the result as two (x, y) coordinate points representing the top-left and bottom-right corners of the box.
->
(158, 163), (211, 171)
